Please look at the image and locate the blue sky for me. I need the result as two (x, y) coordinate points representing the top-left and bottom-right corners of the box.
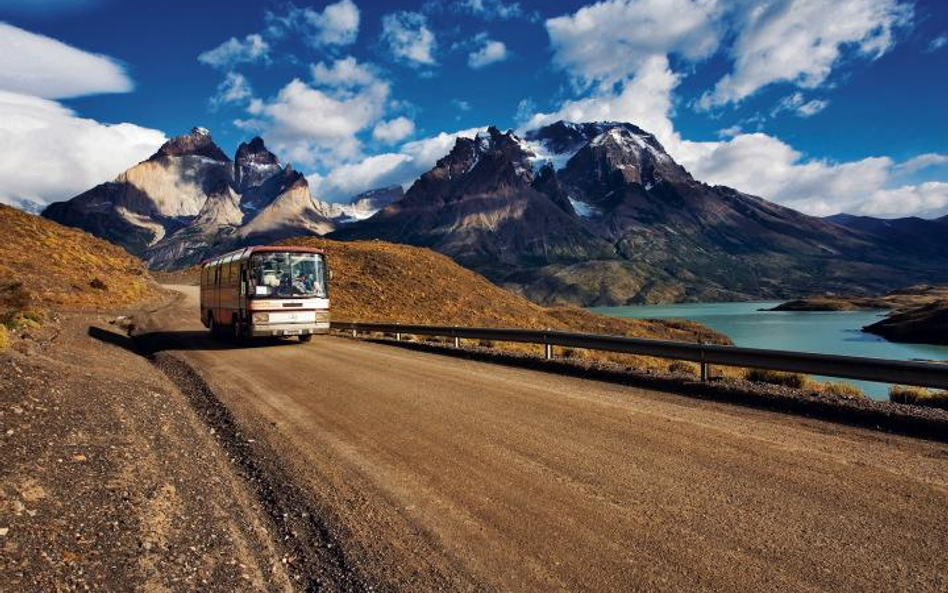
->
(1, 0), (946, 217)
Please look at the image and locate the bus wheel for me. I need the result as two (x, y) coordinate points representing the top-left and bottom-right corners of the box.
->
(299, 334), (313, 343)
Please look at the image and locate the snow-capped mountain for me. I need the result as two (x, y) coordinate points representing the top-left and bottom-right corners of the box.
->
(335, 121), (948, 305)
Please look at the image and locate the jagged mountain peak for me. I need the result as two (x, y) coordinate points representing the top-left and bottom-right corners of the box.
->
(235, 136), (281, 192)
(150, 127), (231, 163)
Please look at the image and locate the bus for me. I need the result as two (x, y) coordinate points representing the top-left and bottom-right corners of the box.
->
(200, 246), (330, 342)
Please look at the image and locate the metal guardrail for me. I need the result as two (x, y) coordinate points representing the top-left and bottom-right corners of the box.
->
(330, 322), (948, 390)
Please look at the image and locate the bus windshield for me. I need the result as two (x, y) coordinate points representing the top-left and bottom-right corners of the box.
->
(251, 252), (327, 298)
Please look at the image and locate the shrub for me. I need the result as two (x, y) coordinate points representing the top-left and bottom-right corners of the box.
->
(0, 325), (8, 352)
(478, 339), (495, 348)
(889, 385), (948, 409)
(0, 282), (31, 323)
(744, 368), (809, 389)
(89, 277), (108, 290)
(816, 381), (866, 400)
(667, 360), (698, 376)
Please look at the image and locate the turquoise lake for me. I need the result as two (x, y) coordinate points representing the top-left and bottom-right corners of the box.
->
(589, 301), (948, 400)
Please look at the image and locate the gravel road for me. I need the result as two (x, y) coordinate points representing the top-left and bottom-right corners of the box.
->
(134, 286), (948, 592)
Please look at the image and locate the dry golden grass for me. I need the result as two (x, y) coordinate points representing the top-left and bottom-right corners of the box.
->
(0, 325), (8, 352)
(814, 381), (866, 400)
(889, 385), (948, 409)
(743, 368), (809, 389)
(0, 204), (159, 313)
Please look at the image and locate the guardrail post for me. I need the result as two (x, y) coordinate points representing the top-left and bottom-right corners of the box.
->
(351, 326), (357, 338)
(544, 330), (552, 360)
(454, 336), (460, 348)
(700, 362), (708, 381)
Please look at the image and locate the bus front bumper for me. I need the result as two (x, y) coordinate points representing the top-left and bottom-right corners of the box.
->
(250, 322), (330, 337)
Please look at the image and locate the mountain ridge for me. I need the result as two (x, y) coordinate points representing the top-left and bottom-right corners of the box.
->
(333, 121), (948, 305)
(40, 120), (948, 305)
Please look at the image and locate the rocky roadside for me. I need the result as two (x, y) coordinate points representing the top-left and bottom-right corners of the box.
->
(0, 309), (296, 592)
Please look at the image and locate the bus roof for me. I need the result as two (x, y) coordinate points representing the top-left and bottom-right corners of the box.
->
(201, 245), (325, 267)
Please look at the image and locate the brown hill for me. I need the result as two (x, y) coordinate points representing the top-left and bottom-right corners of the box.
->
(275, 237), (728, 346)
(0, 204), (158, 313)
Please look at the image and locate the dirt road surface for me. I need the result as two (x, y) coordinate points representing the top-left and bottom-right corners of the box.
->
(136, 286), (948, 592)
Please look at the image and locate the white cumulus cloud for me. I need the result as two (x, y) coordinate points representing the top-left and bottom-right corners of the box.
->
(0, 22), (133, 99)
(267, 0), (360, 48)
(0, 91), (166, 208)
(381, 11), (437, 66)
(372, 116), (415, 144)
(698, 0), (912, 108)
(198, 33), (270, 69)
(310, 127), (484, 202)
(545, 0), (722, 89)
(237, 77), (390, 169)
(310, 56), (377, 88)
(209, 72), (253, 109)
(468, 36), (508, 69)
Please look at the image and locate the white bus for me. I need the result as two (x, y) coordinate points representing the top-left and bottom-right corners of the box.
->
(200, 246), (330, 341)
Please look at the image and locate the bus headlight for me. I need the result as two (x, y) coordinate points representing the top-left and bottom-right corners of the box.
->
(252, 312), (269, 324)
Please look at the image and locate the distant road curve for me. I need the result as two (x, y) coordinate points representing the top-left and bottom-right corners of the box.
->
(139, 285), (948, 593)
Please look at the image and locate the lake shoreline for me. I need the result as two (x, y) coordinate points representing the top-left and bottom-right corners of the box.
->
(589, 300), (948, 400)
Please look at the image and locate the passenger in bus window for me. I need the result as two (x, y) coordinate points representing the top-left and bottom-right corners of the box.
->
(278, 273), (293, 296)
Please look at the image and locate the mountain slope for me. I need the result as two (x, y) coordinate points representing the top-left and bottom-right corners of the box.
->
(0, 204), (157, 310)
(275, 237), (727, 350)
(335, 121), (948, 305)
(826, 213), (948, 259)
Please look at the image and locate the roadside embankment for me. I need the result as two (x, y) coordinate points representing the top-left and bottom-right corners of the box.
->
(0, 308), (296, 591)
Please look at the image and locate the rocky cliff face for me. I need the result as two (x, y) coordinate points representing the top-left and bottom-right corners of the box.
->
(43, 129), (336, 270)
(234, 137), (282, 195)
(334, 121), (948, 305)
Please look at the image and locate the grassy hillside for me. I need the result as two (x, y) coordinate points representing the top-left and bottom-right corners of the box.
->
(0, 204), (159, 320)
(276, 237), (729, 345)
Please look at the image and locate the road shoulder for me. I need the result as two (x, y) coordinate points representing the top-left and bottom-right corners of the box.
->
(0, 310), (296, 592)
